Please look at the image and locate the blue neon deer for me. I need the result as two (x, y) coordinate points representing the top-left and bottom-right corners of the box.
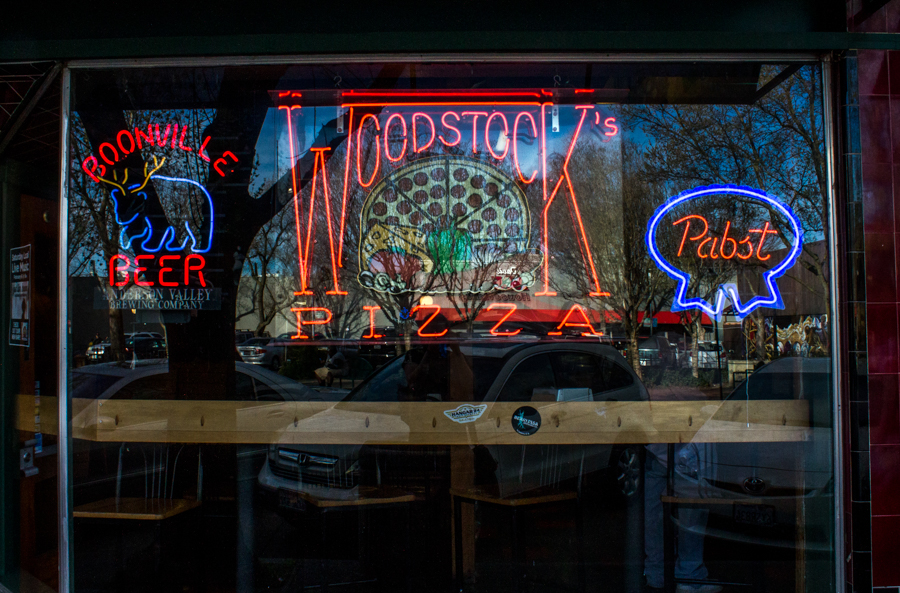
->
(99, 155), (214, 253)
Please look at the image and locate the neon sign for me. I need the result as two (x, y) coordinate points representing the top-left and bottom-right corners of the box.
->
(80, 121), (238, 182)
(109, 254), (206, 287)
(305, 303), (605, 339)
(356, 156), (542, 296)
(290, 305), (333, 339)
(274, 93), (618, 298)
(646, 185), (803, 320)
(673, 216), (778, 260)
(82, 121), (237, 291)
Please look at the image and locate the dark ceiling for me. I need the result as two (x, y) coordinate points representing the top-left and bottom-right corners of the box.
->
(0, 62), (60, 170)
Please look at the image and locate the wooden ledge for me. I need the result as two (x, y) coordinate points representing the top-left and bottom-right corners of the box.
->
(73, 497), (201, 520)
(660, 496), (765, 505)
(296, 486), (415, 508)
(451, 487), (578, 506)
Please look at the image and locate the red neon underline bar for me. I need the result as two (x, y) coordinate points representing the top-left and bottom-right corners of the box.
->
(342, 91), (543, 98)
(340, 102), (542, 108)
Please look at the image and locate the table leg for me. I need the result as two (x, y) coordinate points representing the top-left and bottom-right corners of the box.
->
(320, 510), (328, 593)
(576, 497), (586, 593)
(512, 507), (522, 593)
(664, 443), (676, 593)
(454, 495), (464, 592)
(405, 503), (412, 593)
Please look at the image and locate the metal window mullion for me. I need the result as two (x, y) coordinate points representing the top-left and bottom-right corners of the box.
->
(822, 54), (845, 593)
(56, 64), (72, 593)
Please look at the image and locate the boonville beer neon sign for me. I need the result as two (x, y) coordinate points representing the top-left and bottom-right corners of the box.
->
(81, 121), (241, 288)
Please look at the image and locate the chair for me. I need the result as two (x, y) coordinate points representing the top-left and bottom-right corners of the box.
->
(73, 444), (203, 590)
(73, 443), (203, 517)
(450, 444), (587, 593)
(285, 446), (418, 593)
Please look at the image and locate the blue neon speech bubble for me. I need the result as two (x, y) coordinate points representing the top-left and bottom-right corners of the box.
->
(645, 184), (803, 320)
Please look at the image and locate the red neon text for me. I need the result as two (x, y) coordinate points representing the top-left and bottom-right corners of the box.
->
(594, 113), (619, 137)
(409, 304), (448, 337)
(547, 304), (602, 337)
(80, 122), (231, 182)
(362, 305), (384, 339)
(673, 215), (778, 261)
(290, 306), (333, 339)
(108, 254), (206, 287)
(411, 113), (436, 153)
(538, 106), (607, 297)
(348, 109), (537, 174)
(486, 303), (522, 336)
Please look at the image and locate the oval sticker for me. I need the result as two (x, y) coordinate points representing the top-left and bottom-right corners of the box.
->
(512, 406), (541, 436)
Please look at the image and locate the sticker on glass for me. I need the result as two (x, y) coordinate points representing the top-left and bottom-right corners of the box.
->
(512, 406), (541, 436)
(443, 404), (488, 424)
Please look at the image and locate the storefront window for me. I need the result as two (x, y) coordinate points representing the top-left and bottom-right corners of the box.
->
(65, 60), (834, 592)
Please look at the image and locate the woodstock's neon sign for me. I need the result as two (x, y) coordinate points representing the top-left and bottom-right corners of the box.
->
(275, 93), (618, 298)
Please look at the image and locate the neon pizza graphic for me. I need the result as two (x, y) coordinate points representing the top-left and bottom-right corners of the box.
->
(358, 156), (542, 295)
(645, 184), (803, 320)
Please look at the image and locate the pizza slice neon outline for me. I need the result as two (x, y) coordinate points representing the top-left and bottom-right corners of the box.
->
(645, 184), (803, 321)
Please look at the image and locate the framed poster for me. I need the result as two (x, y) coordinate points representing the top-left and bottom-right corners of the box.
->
(10, 244), (31, 347)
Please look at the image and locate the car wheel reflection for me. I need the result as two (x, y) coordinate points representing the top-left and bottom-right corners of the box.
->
(614, 446), (642, 497)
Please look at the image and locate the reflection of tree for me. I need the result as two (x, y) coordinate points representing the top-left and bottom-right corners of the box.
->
(69, 113), (128, 361)
(549, 139), (672, 376)
(657, 199), (745, 376)
(623, 65), (828, 363)
(235, 205), (296, 335)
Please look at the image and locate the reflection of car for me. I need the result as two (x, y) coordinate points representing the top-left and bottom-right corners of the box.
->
(71, 360), (316, 403)
(678, 356), (832, 546)
(87, 332), (164, 362)
(638, 335), (678, 367)
(356, 327), (404, 367)
(258, 341), (649, 509)
(124, 337), (167, 360)
(238, 337), (285, 370)
(235, 330), (255, 345)
(688, 342), (726, 369)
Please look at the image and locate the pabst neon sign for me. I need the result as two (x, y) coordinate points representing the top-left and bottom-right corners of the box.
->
(646, 185), (803, 320)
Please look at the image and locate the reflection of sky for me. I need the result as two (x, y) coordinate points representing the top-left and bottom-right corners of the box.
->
(251, 107), (334, 199)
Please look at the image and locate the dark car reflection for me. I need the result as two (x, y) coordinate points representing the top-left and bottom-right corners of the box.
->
(257, 341), (649, 509)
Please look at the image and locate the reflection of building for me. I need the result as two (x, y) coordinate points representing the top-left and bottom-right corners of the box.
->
(735, 240), (829, 360)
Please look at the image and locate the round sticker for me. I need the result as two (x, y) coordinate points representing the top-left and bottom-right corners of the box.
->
(512, 406), (541, 436)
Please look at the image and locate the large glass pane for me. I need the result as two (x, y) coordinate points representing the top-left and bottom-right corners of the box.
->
(66, 60), (833, 593)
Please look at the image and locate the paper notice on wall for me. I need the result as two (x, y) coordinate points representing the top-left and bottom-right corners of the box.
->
(9, 245), (31, 347)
